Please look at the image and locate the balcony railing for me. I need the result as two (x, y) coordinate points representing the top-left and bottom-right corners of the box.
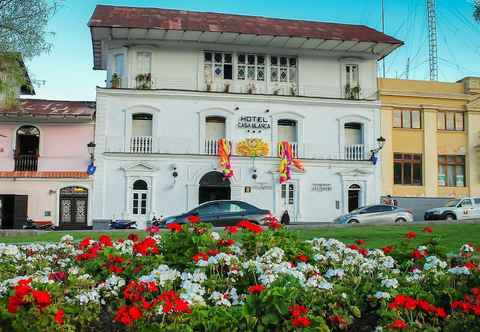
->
(344, 144), (367, 160)
(14, 155), (38, 171)
(277, 142), (299, 159)
(130, 136), (153, 153)
(204, 139), (233, 156)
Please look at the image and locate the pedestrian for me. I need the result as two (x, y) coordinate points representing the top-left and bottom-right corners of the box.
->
(281, 210), (290, 225)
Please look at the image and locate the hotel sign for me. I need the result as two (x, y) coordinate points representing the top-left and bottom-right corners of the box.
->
(237, 116), (271, 130)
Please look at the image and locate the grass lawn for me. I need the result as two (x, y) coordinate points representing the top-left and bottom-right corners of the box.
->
(0, 223), (479, 254)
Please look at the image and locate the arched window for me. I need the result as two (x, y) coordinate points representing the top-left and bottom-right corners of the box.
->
(15, 125), (40, 171)
(277, 119), (297, 143)
(132, 180), (149, 216)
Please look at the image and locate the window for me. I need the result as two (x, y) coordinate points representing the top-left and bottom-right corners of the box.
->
(394, 153), (423, 185)
(363, 205), (395, 213)
(217, 202), (246, 213)
(344, 122), (363, 145)
(205, 116), (226, 141)
(438, 155), (465, 187)
(114, 54), (124, 77)
(345, 64), (359, 88)
(237, 54), (265, 81)
(132, 114), (153, 137)
(136, 52), (151, 74)
(393, 110), (421, 129)
(204, 52), (233, 81)
(460, 199), (472, 208)
(437, 112), (464, 131)
(198, 203), (220, 215)
(270, 56), (297, 83)
(278, 119), (297, 143)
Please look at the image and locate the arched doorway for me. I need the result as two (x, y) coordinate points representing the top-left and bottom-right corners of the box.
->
(348, 184), (361, 212)
(15, 125), (40, 171)
(59, 186), (88, 229)
(199, 171), (231, 204)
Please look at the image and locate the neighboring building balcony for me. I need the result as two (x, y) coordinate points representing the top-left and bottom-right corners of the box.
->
(14, 154), (38, 171)
(106, 137), (370, 161)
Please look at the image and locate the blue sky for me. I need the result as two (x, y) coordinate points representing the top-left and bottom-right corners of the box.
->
(27, 0), (480, 101)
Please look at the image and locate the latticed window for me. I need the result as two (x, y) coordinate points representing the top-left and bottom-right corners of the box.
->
(438, 155), (465, 187)
(270, 56), (297, 83)
(237, 54), (265, 81)
(204, 52), (233, 81)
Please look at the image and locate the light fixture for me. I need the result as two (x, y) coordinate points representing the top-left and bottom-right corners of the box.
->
(370, 136), (386, 154)
(234, 106), (240, 111)
(172, 167), (178, 179)
(87, 142), (96, 161)
(251, 167), (258, 180)
(265, 109), (270, 113)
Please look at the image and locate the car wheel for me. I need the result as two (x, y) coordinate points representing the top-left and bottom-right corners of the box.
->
(445, 214), (456, 221)
(348, 219), (359, 224)
(395, 217), (407, 223)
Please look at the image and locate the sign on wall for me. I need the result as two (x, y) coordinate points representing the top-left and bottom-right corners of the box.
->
(312, 184), (332, 192)
(237, 116), (271, 130)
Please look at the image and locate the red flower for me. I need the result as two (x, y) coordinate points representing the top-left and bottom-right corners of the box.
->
(291, 316), (311, 328)
(186, 215), (201, 224)
(389, 319), (407, 330)
(99, 235), (113, 247)
(218, 239), (235, 246)
(417, 299), (434, 313)
(382, 246), (393, 255)
(166, 223), (182, 233)
(403, 297), (417, 311)
(267, 220), (282, 230)
(78, 237), (91, 250)
(14, 284), (31, 298)
(48, 271), (66, 282)
(405, 231), (416, 239)
(207, 249), (220, 256)
(423, 226), (433, 233)
(128, 305), (142, 320)
(464, 261), (476, 270)
(146, 225), (160, 234)
(224, 226), (238, 234)
(355, 239), (365, 245)
(32, 290), (51, 309)
(193, 252), (208, 263)
(247, 284), (265, 294)
(435, 307), (446, 318)
(237, 220), (263, 234)
(128, 233), (139, 242)
(358, 248), (368, 256)
(296, 255), (309, 262)
(288, 304), (308, 317)
(114, 306), (132, 326)
(411, 249), (424, 260)
(328, 314), (347, 326)
(54, 309), (64, 325)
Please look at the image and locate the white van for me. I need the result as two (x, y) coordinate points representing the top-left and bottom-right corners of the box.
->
(424, 198), (480, 221)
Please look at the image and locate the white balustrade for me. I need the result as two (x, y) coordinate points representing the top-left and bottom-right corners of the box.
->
(130, 136), (153, 153)
(344, 144), (366, 160)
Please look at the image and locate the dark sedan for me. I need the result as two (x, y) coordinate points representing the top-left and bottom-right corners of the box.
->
(158, 200), (272, 227)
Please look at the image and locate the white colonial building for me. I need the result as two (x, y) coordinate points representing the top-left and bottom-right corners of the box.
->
(88, 5), (403, 227)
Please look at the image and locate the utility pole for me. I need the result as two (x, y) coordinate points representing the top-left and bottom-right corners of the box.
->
(381, 0), (386, 77)
(426, 0), (439, 81)
(406, 57), (410, 79)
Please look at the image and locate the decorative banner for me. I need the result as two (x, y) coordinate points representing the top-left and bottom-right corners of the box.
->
(86, 160), (96, 175)
(218, 138), (234, 179)
(278, 141), (304, 184)
(236, 138), (269, 157)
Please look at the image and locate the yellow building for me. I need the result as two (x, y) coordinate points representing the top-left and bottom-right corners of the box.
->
(379, 77), (480, 209)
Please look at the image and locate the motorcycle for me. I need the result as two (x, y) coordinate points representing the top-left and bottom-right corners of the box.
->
(23, 218), (56, 231)
(109, 219), (137, 230)
(151, 216), (164, 227)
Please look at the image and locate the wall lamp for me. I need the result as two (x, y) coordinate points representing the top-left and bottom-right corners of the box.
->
(370, 136), (386, 154)
(87, 142), (96, 162)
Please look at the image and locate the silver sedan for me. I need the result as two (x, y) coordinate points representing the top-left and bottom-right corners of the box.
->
(334, 205), (414, 224)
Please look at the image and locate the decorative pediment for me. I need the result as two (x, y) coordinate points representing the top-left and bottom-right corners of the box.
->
(120, 162), (159, 173)
(336, 168), (373, 177)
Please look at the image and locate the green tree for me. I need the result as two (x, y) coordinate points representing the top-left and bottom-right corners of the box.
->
(0, 0), (62, 105)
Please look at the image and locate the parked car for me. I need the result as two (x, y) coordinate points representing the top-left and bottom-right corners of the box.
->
(158, 200), (273, 227)
(109, 220), (137, 229)
(424, 197), (480, 221)
(334, 205), (414, 224)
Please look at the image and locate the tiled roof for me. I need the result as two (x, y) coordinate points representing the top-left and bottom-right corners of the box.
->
(0, 99), (95, 118)
(0, 171), (90, 179)
(89, 5), (403, 45)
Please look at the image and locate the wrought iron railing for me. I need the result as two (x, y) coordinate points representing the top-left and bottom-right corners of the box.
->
(14, 155), (38, 171)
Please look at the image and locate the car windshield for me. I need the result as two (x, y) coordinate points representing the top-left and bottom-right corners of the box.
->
(349, 207), (366, 214)
(445, 199), (461, 207)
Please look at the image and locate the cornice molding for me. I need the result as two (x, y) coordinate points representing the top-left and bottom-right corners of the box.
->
(380, 89), (473, 101)
(381, 103), (465, 112)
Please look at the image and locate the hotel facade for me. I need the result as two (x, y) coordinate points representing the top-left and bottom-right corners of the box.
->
(89, 5), (402, 228)
(379, 77), (480, 217)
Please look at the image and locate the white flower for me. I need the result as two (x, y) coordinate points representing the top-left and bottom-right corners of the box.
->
(374, 291), (390, 300)
(381, 278), (398, 289)
(325, 268), (345, 279)
(448, 266), (471, 275)
(211, 232), (220, 241)
(60, 235), (74, 243)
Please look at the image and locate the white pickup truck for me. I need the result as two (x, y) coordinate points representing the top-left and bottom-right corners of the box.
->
(424, 197), (480, 221)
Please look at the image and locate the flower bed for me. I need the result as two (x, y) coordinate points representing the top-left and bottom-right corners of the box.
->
(0, 220), (478, 331)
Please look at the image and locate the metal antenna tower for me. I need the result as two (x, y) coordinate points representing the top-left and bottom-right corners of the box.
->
(426, 0), (439, 81)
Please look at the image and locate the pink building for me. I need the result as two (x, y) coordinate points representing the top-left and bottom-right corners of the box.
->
(0, 99), (95, 229)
